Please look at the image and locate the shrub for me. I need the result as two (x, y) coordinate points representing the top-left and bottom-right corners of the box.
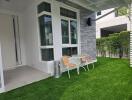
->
(96, 31), (130, 58)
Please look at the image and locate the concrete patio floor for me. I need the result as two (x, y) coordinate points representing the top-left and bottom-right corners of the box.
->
(4, 66), (50, 92)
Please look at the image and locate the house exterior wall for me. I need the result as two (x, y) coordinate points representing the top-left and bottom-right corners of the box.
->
(22, 0), (81, 75)
(22, 1), (50, 74)
(0, 0), (96, 80)
(80, 10), (96, 59)
(96, 8), (115, 22)
(96, 8), (129, 38)
(0, 10), (27, 70)
(0, 6), (27, 93)
(22, 0), (96, 74)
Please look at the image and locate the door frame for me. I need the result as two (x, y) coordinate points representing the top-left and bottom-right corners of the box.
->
(0, 12), (23, 71)
(0, 43), (5, 93)
(12, 16), (22, 66)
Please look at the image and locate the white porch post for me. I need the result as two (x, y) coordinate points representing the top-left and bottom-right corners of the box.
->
(130, 3), (132, 67)
(0, 43), (5, 93)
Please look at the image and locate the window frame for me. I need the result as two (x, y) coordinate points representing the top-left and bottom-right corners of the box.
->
(37, 1), (51, 14)
(60, 7), (77, 19)
(37, 1), (54, 62)
(70, 20), (78, 44)
(62, 47), (78, 56)
(38, 14), (53, 46)
(61, 19), (70, 44)
(61, 16), (78, 46)
(60, 8), (79, 56)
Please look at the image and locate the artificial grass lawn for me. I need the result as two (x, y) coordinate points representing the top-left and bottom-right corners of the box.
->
(0, 57), (131, 100)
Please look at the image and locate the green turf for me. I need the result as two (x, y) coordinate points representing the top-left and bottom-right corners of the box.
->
(0, 57), (131, 100)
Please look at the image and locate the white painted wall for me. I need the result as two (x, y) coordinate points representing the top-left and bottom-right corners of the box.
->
(0, 0), (80, 75)
(96, 8), (115, 22)
(0, 10), (26, 70)
(22, 0), (80, 75)
(22, 1), (49, 74)
(0, 14), (17, 70)
(96, 8), (130, 38)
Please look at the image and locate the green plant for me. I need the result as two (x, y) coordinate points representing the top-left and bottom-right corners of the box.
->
(116, 6), (128, 16)
(96, 31), (130, 58)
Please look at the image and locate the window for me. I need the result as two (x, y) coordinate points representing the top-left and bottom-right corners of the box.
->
(39, 15), (53, 46)
(70, 20), (77, 44)
(62, 47), (78, 56)
(97, 11), (101, 16)
(61, 19), (78, 45)
(60, 7), (77, 19)
(61, 19), (69, 44)
(41, 48), (54, 61)
(37, 2), (51, 13)
(38, 2), (54, 61)
(60, 7), (78, 56)
(61, 20), (77, 44)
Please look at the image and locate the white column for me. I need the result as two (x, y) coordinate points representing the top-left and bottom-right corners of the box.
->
(130, 3), (132, 67)
(0, 43), (5, 93)
(52, 0), (62, 61)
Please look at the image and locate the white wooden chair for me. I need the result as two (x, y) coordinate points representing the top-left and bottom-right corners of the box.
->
(61, 56), (78, 79)
(80, 55), (97, 71)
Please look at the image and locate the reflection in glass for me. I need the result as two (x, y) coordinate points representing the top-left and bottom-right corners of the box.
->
(60, 7), (77, 19)
(62, 47), (77, 56)
(61, 20), (69, 44)
(39, 15), (53, 46)
(41, 48), (54, 61)
(37, 2), (51, 13)
(70, 20), (77, 44)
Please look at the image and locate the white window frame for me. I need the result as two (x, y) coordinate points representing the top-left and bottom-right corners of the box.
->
(60, 7), (79, 56)
(37, 1), (54, 62)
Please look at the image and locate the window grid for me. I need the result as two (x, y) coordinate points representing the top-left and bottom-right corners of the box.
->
(38, 2), (54, 61)
(60, 8), (78, 56)
(61, 18), (78, 45)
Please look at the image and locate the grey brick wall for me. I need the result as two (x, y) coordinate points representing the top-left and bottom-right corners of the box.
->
(80, 10), (96, 59)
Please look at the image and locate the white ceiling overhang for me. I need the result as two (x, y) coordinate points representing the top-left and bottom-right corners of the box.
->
(60, 0), (131, 11)
(0, 0), (131, 12)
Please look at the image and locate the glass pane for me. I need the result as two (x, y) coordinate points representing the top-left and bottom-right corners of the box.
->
(70, 20), (77, 44)
(62, 47), (78, 56)
(62, 48), (71, 56)
(71, 47), (78, 55)
(39, 15), (53, 46)
(97, 11), (101, 16)
(60, 7), (77, 19)
(41, 48), (54, 61)
(37, 2), (51, 13)
(61, 20), (69, 44)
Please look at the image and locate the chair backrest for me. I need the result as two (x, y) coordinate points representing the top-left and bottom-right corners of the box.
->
(70, 56), (81, 65)
(80, 54), (93, 62)
(62, 56), (70, 66)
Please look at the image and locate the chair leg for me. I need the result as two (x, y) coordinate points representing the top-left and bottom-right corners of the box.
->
(87, 64), (89, 71)
(68, 70), (70, 79)
(77, 67), (80, 75)
(93, 63), (94, 69)
(82, 67), (86, 71)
